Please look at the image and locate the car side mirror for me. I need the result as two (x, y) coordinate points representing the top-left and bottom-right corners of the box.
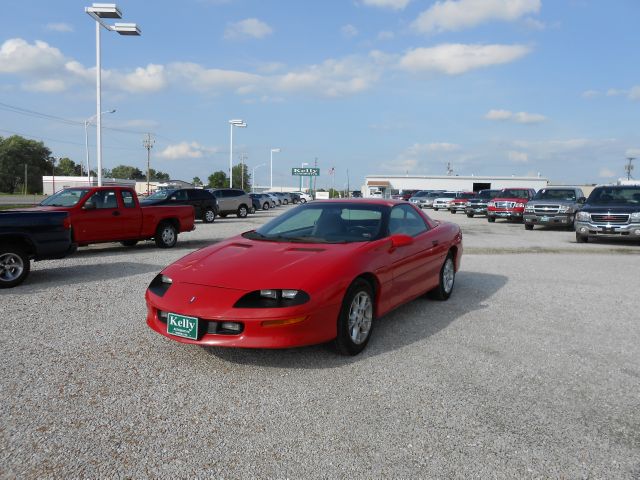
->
(83, 201), (96, 210)
(390, 234), (414, 248)
(577, 197), (586, 204)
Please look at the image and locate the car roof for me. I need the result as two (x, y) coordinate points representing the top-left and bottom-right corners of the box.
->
(312, 199), (407, 207)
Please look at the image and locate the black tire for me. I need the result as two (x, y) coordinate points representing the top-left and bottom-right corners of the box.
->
(219, 213), (228, 218)
(202, 208), (216, 223)
(237, 205), (248, 218)
(433, 208), (439, 211)
(263, 202), (270, 210)
(568, 215), (576, 231)
(0, 244), (30, 288)
(300, 199), (306, 204)
(525, 223), (534, 230)
(576, 233), (588, 243)
(466, 213), (474, 218)
(451, 210), (456, 214)
(283, 200), (289, 205)
(155, 222), (178, 248)
(334, 279), (375, 356)
(488, 217), (496, 223)
(120, 240), (138, 247)
(428, 253), (456, 301)
(250, 206), (256, 214)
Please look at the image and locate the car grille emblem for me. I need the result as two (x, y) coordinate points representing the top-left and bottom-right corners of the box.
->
(189, 296), (197, 303)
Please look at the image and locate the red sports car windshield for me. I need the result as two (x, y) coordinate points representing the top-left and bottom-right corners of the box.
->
(244, 203), (386, 243)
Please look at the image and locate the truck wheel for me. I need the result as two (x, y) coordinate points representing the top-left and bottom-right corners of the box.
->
(568, 215), (576, 231)
(525, 223), (534, 230)
(155, 222), (177, 248)
(451, 210), (456, 214)
(120, 240), (138, 247)
(0, 244), (30, 288)
(203, 208), (216, 223)
(466, 213), (474, 218)
(576, 233), (588, 243)
(433, 208), (439, 211)
(263, 202), (270, 210)
(428, 253), (456, 301)
(237, 205), (248, 218)
(488, 217), (496, 223)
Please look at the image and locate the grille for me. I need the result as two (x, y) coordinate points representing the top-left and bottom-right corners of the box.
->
(591, 214), (629, 224)
(533, 205), (560, 214)
(495, 201), (516, 209)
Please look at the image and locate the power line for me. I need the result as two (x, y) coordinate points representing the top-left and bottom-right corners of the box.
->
(0, 127), (140, 151)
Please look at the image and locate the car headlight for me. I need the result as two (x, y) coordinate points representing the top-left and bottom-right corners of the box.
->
(558, 205), (573, 213)
(524, 205), (535, 212)
(631, 211), (640, 221)
(515, 203), (525, 208)
(148, 273), (173, 297)
(487, 201), (495, 207)
(234, 289), (310, 308)
(576, 211), (591, 221)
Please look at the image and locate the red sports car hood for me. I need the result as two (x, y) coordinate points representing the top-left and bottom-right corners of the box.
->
(163, 235), (367, 290)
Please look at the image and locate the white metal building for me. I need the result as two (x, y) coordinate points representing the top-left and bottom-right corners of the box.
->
(362, 175), (549, 197)
(42, 176), (136, 195)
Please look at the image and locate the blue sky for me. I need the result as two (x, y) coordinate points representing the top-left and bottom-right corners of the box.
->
(1, 0), (638, 188)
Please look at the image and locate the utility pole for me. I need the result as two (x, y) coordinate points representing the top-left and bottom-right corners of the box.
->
(347, 168), (350, 198)
(625, 157), (635, 180)
(447, 162), (454, 176)
(143, 133), (155, 195)
(239, 153), (248, 190)
(24, 164), (27, 195)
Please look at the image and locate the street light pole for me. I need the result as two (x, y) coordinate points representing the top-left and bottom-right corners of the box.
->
(85, 3), (141, 186)
(252, 163), (266, 192)
(85, 109), (115, 185)
(228, 119), (247, 188)
(270, 148), (280, 190)
(300, 162), (309, 191)
(143, 133), (155, 194)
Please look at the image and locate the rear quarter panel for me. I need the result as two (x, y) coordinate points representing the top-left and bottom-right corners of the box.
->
(140, 205), (195, 236)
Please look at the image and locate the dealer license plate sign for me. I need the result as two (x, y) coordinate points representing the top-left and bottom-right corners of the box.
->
(167, 312), (199, 340)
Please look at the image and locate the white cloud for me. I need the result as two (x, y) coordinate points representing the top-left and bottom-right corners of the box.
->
(598, 168), (616, 178)
(412, 0), (541, 34)
(427, 142), (461, 152)
(582, 89), (599, 98)
(341, 24), (359, 38)
(629, 86), (640, 101)
(159, 142), (218, 160)
(625, 148), (640, 157)
(399, 43), (531, 75)
(119, 64), (168, 93)
(485, 109), (546, 124)
(224, 18), (273, 39)
(606, 88), (624, 97)
(22, 78), (66, 92)
(508, 150), (529, 163)
(168, 62), (262, 92)
(46, 23), (74, 33)
(360, 0), (411, 10)
(377, 30), (395, 40)
(0, 38), (66, 74)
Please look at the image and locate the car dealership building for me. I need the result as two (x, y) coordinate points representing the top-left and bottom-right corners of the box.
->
(362, 174), (549, 198)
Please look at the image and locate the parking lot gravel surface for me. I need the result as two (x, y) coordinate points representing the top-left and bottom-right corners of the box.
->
(2, 205), (639, 478)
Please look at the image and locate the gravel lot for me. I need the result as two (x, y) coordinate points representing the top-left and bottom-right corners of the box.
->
(2, 205), (639, 478)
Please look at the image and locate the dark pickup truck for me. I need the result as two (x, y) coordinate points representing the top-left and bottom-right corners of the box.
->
(575, 185), (640, 243)
(0, 211), (76, 288)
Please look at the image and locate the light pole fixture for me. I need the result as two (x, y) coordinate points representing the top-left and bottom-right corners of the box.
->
(228, 119), (246, 188)
(270, 148), (280, 190)
(85, 3), (141, 186)
(84, 109), (115, 185)
(252, 163), (266, 192)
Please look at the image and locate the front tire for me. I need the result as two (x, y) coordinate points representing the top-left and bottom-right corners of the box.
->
(203, 208), (216, 223)
(525, 223), (534, 230)
(451, 210), (456, 214)
(428, 253), (455, 301)
(334, 279), (374, 356)
(466, 213), (474, 218)
(263, 202), (270, 210)
(237, 205), (248, 218)
(576, 233), (589, 243)
(0, 244), (30, 288)
(155, 222), (177, 248)
(488, 216), (496, 223)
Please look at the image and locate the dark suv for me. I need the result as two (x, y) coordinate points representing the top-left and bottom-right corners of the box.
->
(465, 189), (501, 217)
(575, 185), (640, 243)
(141, 188), (218, 223)
(208, 188), (252, 218)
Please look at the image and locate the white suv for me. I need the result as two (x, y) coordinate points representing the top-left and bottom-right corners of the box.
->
(290, 191), (312, 203)
(432, 192), (458, 211)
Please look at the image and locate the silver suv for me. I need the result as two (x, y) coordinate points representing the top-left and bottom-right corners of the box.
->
(523, 187), (585, 230)
(208, 188), (252, 218)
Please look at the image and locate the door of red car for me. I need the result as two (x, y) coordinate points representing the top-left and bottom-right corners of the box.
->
(74, 189), (121, 242)
(387, 205), (441, 307)
(117, 190), (142, 239)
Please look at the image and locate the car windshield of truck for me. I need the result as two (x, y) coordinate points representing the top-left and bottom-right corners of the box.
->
(145, 190), (174, 201)
(457, 192), (476, 199)
(413, 191), (429, 197)
(501, 189), (529, 198)
(588, 187), (640, 205)
(40, 189), (90, 207)
(439, 192), (456, 199)
(533, 189), (576, 201)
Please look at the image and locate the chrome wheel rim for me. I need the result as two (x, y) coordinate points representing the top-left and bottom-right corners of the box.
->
(239, 207), (247, 217)
(348, 291), (373, 345)
(442, 257), (455, 293)
(205, 210), (215, 222)
(0, 253), (24, 282)
(162, 227), (175, 245)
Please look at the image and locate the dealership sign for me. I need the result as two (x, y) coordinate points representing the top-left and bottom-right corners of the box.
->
(292, 167), (320, 176)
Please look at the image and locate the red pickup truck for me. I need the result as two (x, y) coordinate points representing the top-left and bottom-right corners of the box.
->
(487, 188), (536, 223)
(31, 186), (195, 248)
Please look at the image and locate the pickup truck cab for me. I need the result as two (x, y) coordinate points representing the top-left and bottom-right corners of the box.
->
(465, 189), (501, 217)
(32, 186), (195, 248)
(0, 210), (76, 288)
(449, 192), (476, 214)
(523, 187), (586, 230)
(575, 185), (640, 243)
(487, 188), (536, 223)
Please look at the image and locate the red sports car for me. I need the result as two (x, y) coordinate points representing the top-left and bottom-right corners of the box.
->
(146, 199), (463, 355)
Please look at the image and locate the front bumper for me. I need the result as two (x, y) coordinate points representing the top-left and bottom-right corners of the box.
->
(465, 206), (487, 215)
(575, 221), (640, 238)
(524, 213), (573, 226)
(488, 209), (523, 218)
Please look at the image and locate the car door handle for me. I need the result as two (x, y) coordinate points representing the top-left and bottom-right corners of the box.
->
(112, 211), (120, 216)
(432, 240), (439, 246)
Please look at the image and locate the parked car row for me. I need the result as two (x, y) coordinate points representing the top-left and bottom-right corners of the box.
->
(406, 185), (640, 244)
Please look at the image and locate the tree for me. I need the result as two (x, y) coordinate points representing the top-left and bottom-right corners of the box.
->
(208, 171), (228, 188)
(149, 168), (170, 181)
(232, 163), (251, 192)
(0, 135), (52, 193)
(192, 176), (202, 187)
(110, 165), (145, 180)
(56, 157), (81, 176)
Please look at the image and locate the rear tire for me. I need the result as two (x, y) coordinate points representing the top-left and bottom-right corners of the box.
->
(488, 217), (496, 223)
(263, 202), (270, 210)
(428, 253), (455, 301)
(466, 213), (474, 218)
(237, 205), (248, 218)
(202, 208), (216, 223)
(0, 244), (30, 288)
(525, 223), (534, 230)
(576, 233), (589, 243)
(155, 222), (177, 248)
(451, 210), (456, 214)
(334, 279), (374, 356)
(433, 208), (439, 211)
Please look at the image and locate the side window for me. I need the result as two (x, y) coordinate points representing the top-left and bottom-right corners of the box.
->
(170, 190), (188, 201)
(121, 191), (135, 208)
(389, 205), (428, 237)
(86, 190), (118, 209)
